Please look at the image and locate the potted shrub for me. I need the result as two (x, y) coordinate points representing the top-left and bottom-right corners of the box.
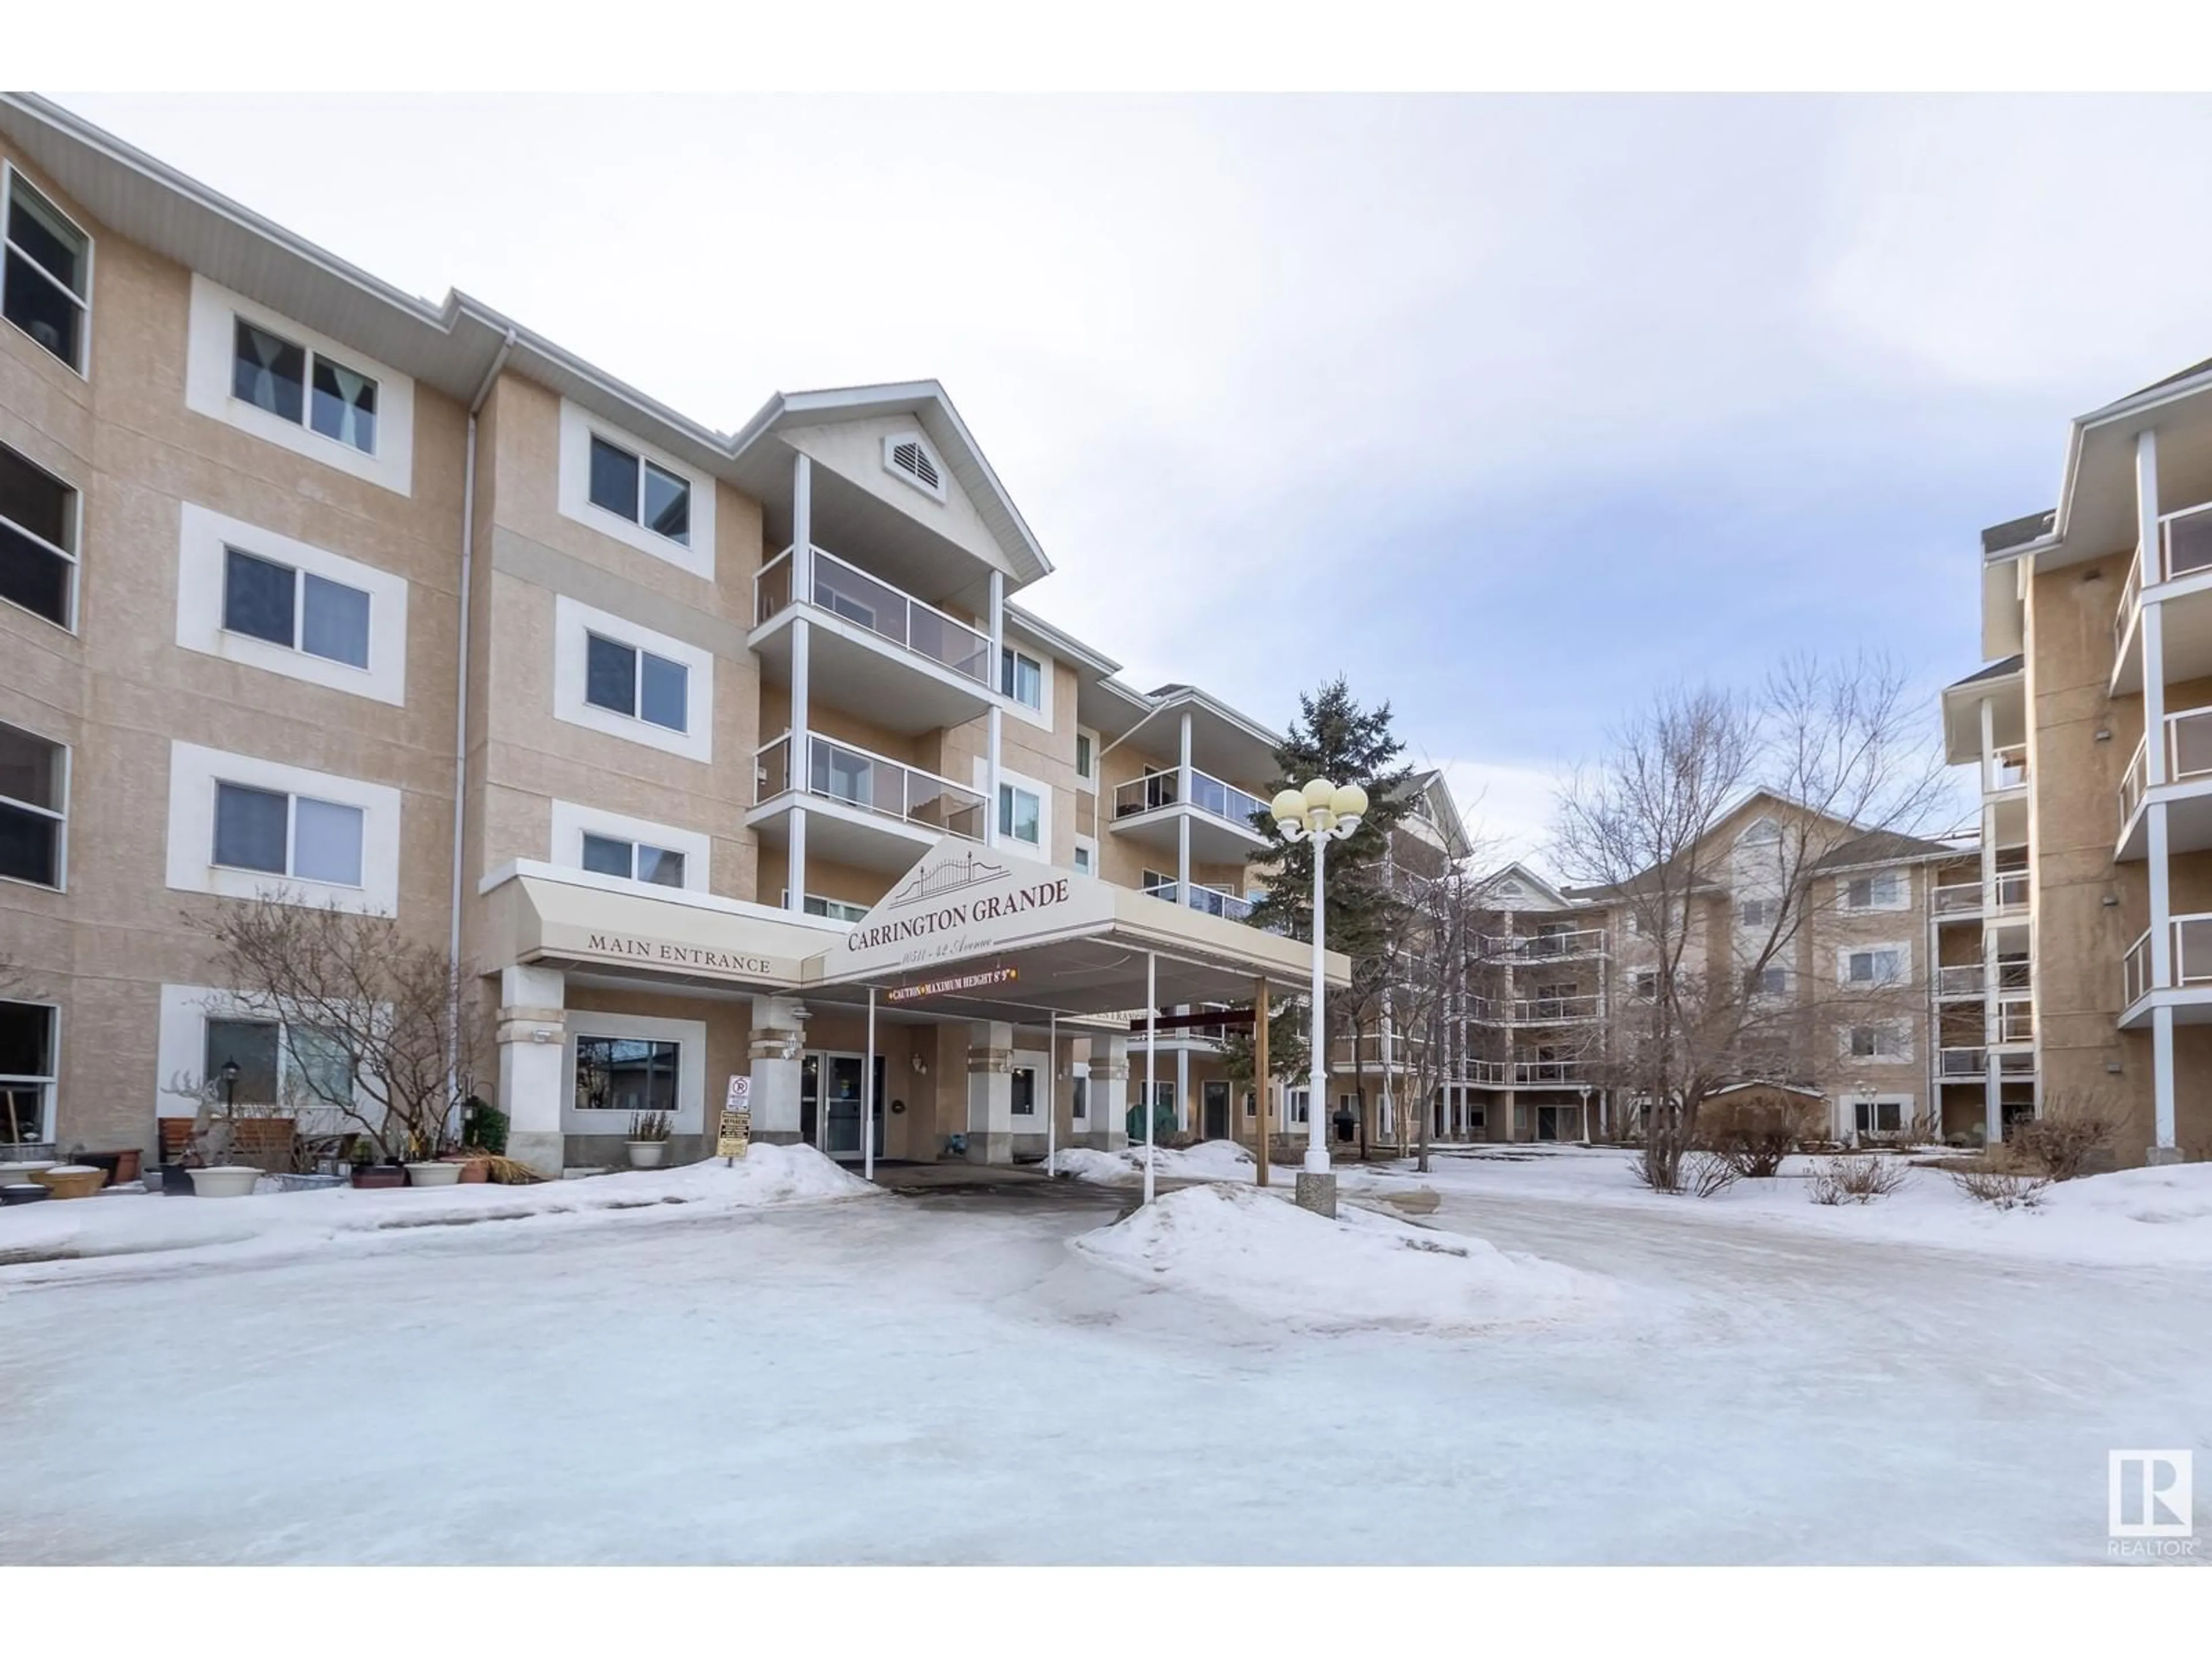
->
(185, 1165), (260, 1199)
(627, 1109), (672, 1169)
(348, 1135), (404, 1190)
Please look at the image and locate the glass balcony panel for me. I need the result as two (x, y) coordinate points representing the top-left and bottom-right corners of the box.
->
(2172, 707), (2212, 781)
(2165, 506), (2212, 579)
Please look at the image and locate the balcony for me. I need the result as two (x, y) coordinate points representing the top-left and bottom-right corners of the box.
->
(1478, 927), (1608, 963)
(2116, 704), (2212, 861)
(1991, 871), (2029, 914)
(1992, 998), (2034, 1046)
(748, 732), (986, 872)
(1933, 882), (1983, 919)
(1935, 964), (1984, 998)
(1461, 1058), (1589, 1087)
(1109, 767), (1271, 862)
(1139, 880), (1255, 925)
(2120, 914), (2212, 1026)
(1468, 992), (1602, 1024)
(2111, 503), (2212, 695)
(752, 544), (998, 734)
(1986, 745), (2028, 794)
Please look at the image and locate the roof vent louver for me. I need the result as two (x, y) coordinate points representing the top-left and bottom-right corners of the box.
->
(885, 432), (946, 500)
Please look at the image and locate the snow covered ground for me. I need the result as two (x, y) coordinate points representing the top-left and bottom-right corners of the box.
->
(1, 1142), (2205, 1565)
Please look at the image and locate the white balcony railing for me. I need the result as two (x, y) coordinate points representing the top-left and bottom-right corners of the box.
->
(1934, 882), (1983, 916)
(1140, 881), (1255, 923)
(1940, 1046), (1987, 1078)
(1112, 768), (1268, 834)
(1936, 964), (1985, 997)
(755, 544), (993, 686)
(1987, 746), (2027, 793)
(1993, 999), (2035, 1046)
(753, 732), (986, 841)
(2114, 505), (2212, 658)
(1511, 1060), (1585, 1085)
(2120, 734), (2150, 828)
(1993, 871), (2029, 912)
(1468, 993), (1602, 1023)
(2123, 912), (2212, 1008)
(1479, 927), (1608, 962)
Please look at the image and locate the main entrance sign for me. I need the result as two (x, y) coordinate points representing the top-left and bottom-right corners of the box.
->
(835, 842), (1116, 979)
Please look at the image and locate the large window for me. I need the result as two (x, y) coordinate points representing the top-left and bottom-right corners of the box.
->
(0, 999), (56, 1145)
(2, 171), (89, 373)
(1854, 1097), (1904, 1135)
(1849, 1025), (1906, 1059)
(1000, 647), (1042, 710)
(1843, 871), (1906, 911)
(573, 1035), (680, 1115)
(213, 781), (364, 887)
(581, 831), (685, 888)
(232, 319), (378, 454)
(1845, 948), (1905, 986)
(1010, 1066), (1037, 1116)
(222, 546), (371, 669)
(204, 1017), (353, 1110)
(587, 435), (691, 547)
(998, 782), (1041, 846)
(585, 632), (688, 732)
(0, 721), (66, 889)
(0, 441), (78, 628)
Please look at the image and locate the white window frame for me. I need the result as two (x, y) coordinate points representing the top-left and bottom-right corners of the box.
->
(549, 800), (710, 896)
(210, 781), (366, 890)
(0, 718), (68, 892)
(1075, 726), (1099, 787)
(1010, 1062), (1039, 1117)
(1737, 897), (1778, 929)
(1001, 646), (1043, 711)
(978, 759), (1052, 855)
(1844, 1022), (1912, 1061)
(882, 430), (948, 503)
(153, 983), (380, 1126)
(1840, 942), (1910, 986)
(175, 503), (408, 704)
(229, 317), (380, 457)
(184, 276), (415, 495)
(1, 163), (92, 378)
(584, 631), (690, 733)
(562, 1008), (707, 1136)
(0, 996), (59, 1144)
(0, 434), (81, 632)
(1073, 834), (1097, 877)
(585, 432), (693, 550)
(557, 399), (715, 579)
(1840, 869), (1910, 912)
(552, 595), (714, 764)
(999, 781), (1043, 847)
(1738, 816), (1781, 846)
(1286, 1086), (1310, 1125)
(166, 741), (401, 912)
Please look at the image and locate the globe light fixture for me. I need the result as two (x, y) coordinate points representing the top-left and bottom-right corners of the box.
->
(1272, 775), (1368, 1200)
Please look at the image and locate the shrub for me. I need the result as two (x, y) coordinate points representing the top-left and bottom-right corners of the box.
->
(1698, 1096), (1817, 1177)
(1807, 1153), (1908, 1206)
(1951, 1163), (2049, 1210)
(1683, 1150), (1739, 1197)
(628, 1109), (672, 1143)
(462, 1095), (509, 1157)
(2007, 1097), (2120, 1181)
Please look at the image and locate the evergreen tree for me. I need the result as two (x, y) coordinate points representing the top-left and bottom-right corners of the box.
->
(1245, 677), (1416, 959)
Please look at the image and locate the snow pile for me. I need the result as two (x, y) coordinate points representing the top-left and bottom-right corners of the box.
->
(1070, 1182), (1605, 1332)
(1046, 1139), (1256, 1185)
(0, 1143), (878, 1272)
(2033, 1160), (2212, 1232)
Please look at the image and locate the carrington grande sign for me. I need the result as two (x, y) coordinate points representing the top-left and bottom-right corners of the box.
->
(836, 842), (1116, 978)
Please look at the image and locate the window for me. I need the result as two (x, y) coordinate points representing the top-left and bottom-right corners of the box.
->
(203, 1017), (352, 1110)
(1849, 1025), (1904, 1059)
(1011, 1066), (1037, 1116)
(1629, 969), (1658, 999)
(802, 895), (870, 923)
(1846, 948), (1905, 986)
(1073, 843), (1093, 876)
(1075, 732), (1094, 783)
(1750, 965), (1787, 997)
(1001, 647), (1042, 710)
(1287, 1087), (1309, 1124)
(0, 999), (56, 1145)
(1738, 897), (1778, 929)
(1498, 881), (1524, 898)
(1843, 871), (1906, 911)
(1142, 868), (1175, 895)
(573, 1035), (680, 1115)
(1854, 1097), (1903, 1135)
(585, 633), (688, 732)
(0, 721), (66, 889)
(212, 781), (363, 887)
(581, 832), (685, 888)
(586, 434), (690, 546)
(222, 546), (371, 670)
(0, 441), (77, 628)
(999, 782), (1041, 846)
(232, 319), (377, 454)
(1071, 1075), (1088, 1121)
(2, 171), (89, 373)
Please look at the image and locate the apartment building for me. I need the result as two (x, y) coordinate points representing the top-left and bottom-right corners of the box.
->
(1950, 353), (2212, 1166)
(0, 93), (1336, 1177)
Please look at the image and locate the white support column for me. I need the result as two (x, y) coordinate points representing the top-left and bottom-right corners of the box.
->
(1143, 953), (1158, 1206)
(2138, 425), (2162, 581)
(2153, 1005), (2179, 1156)
(1176, 710), (1195, 892)
(2144, 601), (2169, 786)
(1175, 1042), (1190, 1135)
(863, 988), (877, 1183)
(496, 964), (567, 1179)
(2150, 802), (2173, 986)
(1045, 1012), (1058, 1173)
(1380, 990), (1395, 1144)
(748, 995), (806, 1143)
(985, 707), (1003, 849)
(791, 451), (813, 600)
(965, 1020), (1014, 1164)
(1088, 1035), (1129, 1152)
(787, 615), (811, 915)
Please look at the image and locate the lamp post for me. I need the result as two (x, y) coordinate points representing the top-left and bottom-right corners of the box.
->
(1270, 777), (1368, 1217)
(1577, 1081), (1592, 1145)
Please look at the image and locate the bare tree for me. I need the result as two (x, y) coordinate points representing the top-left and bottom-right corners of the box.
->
(1393, 864), (1491, 1175)
(199, 891), (474, 1166)
(1553, 654), (1947, 1193)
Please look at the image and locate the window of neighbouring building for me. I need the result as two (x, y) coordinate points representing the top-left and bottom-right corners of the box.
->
(0, 720), (66, 889)
(2, 169), (90, 373)
(0, 440), (77, 629)
(0, 998), (56, 1145)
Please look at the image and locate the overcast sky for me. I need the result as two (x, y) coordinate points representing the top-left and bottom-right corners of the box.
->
(59, 93), (2212, 856)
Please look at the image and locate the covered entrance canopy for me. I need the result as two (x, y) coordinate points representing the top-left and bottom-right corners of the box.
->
(803, 839), (1347, 1021)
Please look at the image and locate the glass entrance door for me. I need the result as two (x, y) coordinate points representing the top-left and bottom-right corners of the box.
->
(1202, 1080), (1229, 1140)
(818, 1052), (885, 1161)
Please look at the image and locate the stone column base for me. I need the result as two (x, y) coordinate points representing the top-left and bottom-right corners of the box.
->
(1294, 1171), (1338, 1219)
(1087, 1129), (1128, 1152)
(2146, 1145), (2186, 1167)
(964, 1130), (1013, 1165)
(509, 1128), (565, 1181)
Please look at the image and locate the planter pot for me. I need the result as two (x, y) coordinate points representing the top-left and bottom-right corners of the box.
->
(1, 1182), (52, 1206)
(186, 1165), (261, 1199)
(442, 1154), (491, 1184)
(268, 1172), (348, 1193)
(626, 1141), (668, 1170)
(77, 1149), (144, 1187)
(0, 1160), (58, 1191)
(404, 1161), (464, 1188)
(37, 1165), (111, 1200)
(156, 1162), (195, 1196)
(351, 1165), (406, 1190)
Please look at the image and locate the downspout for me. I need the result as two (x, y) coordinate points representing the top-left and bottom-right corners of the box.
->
(446, 328), (518, 1124)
